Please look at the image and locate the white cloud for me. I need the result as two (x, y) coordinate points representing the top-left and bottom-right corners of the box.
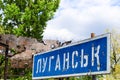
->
(43, 0), (120, 41)
(43, 27), (78, 41)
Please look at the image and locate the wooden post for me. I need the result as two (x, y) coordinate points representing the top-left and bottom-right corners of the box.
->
(58, 78), (64, 80)
(91, 33), (96, 80)
(4, 47), (9, 80)
(0, 42), (9, 80)
(91, 33), (95, 38)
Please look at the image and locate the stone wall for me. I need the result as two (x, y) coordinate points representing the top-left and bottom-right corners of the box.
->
(0, 34), (61, 68)
(10, 40), (60, 68)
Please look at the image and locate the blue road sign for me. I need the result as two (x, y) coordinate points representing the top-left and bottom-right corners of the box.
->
(32, 34), (110, 79)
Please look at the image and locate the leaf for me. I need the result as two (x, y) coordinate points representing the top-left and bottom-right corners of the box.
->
(1, 0), (60, 41)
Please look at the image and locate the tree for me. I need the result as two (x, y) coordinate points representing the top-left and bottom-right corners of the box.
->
(111, 31), (120, 79)
(0, 26), (5, 34)
(99, 31), (120, 80)
(0, 0), (60, 41)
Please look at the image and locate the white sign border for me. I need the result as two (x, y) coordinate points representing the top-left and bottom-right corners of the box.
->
(32, 33), (111, 80)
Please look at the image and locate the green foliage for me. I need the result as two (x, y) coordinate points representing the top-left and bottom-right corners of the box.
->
(0, 26), (5, 34)
(0, 0), (60, 41)
(0, 54), (32, 79)
(110, 31), (120, 79)
(67, 76), (92, 80)
(0, 54), (5, 78)
(98, 30), (120, 80)
(10, 68), (32, 80)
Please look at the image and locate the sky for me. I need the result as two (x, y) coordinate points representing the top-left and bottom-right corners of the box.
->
(43, 0), (120, 41)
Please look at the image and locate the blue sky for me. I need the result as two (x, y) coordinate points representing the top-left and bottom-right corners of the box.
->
(43, 0), (120, 41)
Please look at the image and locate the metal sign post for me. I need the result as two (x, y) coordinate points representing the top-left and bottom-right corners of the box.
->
(32, 33), (110, 80)
(91, 33), (96, 80)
